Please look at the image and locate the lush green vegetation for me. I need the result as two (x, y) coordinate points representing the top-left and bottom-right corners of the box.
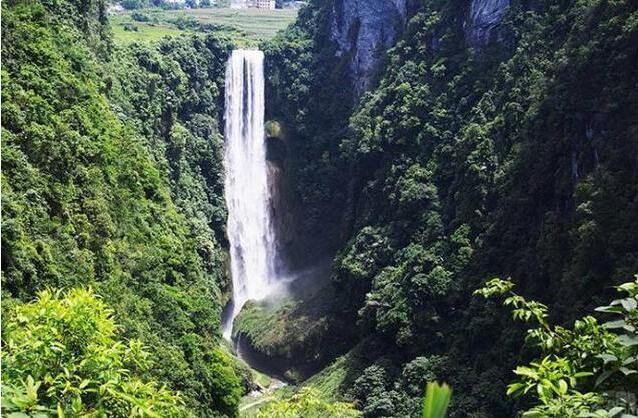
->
(117, 0), (219, 9)
(476, 276), (638, 417)
(255, 387), (360, 418)
(1, 0), (242, 415)
(260, 0), (638, 416)
(111, 14), (185, 44)
(3, 0), (637, 416)
(2, 288), (183, 416)
(109, 8), (297, 45)
(233, 300), (304, 360)
(422, 382), (451, 418)
(232, 294), (344, 381)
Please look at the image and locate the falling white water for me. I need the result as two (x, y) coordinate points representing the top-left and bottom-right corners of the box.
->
(222, 50), (278, 339)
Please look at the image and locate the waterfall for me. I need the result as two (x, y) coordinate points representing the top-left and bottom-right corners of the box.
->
(222, 50), (277, 339)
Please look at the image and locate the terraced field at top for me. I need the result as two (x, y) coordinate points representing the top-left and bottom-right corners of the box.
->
(110, 7), (298, 45)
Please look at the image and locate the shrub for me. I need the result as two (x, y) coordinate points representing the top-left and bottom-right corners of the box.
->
(123, 23), (139, 32)
(1, 288), (184, 417)
(475, 276), (638, 417)
(257, 387), (360, 418)
(131, 12), (151, 22)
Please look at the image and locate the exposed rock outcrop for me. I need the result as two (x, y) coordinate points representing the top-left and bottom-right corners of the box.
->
(329, 0), (510, 91)
(463, 0), (510, 46)
(330, 0), (414, 93)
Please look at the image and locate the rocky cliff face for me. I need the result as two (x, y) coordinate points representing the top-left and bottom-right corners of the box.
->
(463, 0), (510, 46)
(330, 0), (412, 93)
(330, 0), (510, 92)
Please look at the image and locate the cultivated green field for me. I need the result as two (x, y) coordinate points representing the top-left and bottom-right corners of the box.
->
(109, 7), (298, 45)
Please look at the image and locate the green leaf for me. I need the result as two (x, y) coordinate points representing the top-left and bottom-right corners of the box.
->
(597, 353), (618, 364)
(620, 298), (637, 311)
(618, 334), (638, 346)
(557, 379), (568, 394)
(422, 382), (452, 418)
(514, 366), (538, 379)
(595, 306), (624, 314)
(506, 383), (523, 396)
(618, 367), (637, 376)
(603, 320), (627, 329)
(608, 407), (624, 417)
(594, 370), (613, 387)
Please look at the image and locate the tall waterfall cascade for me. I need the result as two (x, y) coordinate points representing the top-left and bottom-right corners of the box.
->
(222, 50), (278, 339)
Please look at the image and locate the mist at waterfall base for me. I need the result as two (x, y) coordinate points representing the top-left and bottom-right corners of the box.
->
(221, 49), (287, 340)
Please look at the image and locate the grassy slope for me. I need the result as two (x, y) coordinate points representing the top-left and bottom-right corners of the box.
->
(110, 7), (297, 45)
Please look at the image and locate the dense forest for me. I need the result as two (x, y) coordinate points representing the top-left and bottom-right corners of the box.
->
(1, 0), (637, 417)
(2, 1), (245, 415)
(249, 0), (638, 415)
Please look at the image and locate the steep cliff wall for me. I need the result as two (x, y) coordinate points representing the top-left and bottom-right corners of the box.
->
(463, 0), (510, 46)
(329, 0), (510, 93)
(330, 0), (414, 93)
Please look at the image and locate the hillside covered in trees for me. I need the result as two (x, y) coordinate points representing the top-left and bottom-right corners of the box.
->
(247, 0), (638, 415)
(2, 0), (244, 415)
(2, 0), (637, 417)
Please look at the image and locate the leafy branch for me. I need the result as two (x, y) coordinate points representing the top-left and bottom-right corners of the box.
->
(475, 276), (638, 417)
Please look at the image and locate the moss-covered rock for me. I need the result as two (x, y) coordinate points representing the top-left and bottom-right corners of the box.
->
(265, 120), (283, 138)
(232, 287), (353, 382)
(232, 298), (319, 381)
